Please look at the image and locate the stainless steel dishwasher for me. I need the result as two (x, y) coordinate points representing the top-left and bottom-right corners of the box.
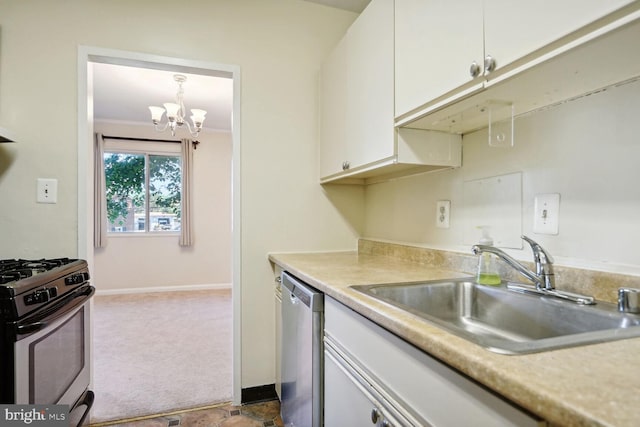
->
(281, 271), (324, 427)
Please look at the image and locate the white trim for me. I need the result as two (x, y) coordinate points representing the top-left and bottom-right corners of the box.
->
(95, 282), (232, 296)
(77, 45), (242, 405)
(103, 139), (182, 154)
(105, 232), (181, 238)
(95, 118), (232, 134)
(231, 55), (243, 407)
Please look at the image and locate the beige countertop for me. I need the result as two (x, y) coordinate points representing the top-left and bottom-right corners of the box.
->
(269, 250), (640, 427)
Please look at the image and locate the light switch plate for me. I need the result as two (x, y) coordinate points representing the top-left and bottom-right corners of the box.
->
(37, 178), (58, 204)
(533, 193), (559, 235)
(436, 200), (450, 229)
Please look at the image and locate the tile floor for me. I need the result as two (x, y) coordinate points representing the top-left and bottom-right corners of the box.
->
(89, 400), (283, 427)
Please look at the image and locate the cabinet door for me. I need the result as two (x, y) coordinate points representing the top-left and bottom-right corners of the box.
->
(274, 290), (282, 399)
(395, 0), (484, 117)
(319, 0), (395, 179)
(274, 267), (283, 399)
(324, 350), (383, 427)
(325, 297), (545, 426)
(325, 345), (415, 427)
(345, 0), (395, 169)
(319, 36), (348, 179)
(484, 0), (635, 77)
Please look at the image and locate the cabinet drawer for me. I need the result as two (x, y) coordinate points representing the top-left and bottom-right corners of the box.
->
(325, 297), (545, 427)
(325, 344), (419, 427)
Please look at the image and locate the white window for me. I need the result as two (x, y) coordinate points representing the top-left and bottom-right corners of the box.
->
(103, 139), (182, 234)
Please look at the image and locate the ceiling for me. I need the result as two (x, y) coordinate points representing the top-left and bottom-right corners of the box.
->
(91, 0), (369, 134)
(92, 62), (234, 133)
(302, 0), (370, 13)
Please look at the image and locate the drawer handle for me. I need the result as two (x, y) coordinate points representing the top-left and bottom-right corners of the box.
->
(342, 161), (351, 170)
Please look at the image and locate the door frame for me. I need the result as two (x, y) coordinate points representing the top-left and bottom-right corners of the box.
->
(77, 46), (242, 404)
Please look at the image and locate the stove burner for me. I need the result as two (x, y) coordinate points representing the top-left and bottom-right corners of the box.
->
(0, 258), (75, 285)
(0, 271), (23, 285)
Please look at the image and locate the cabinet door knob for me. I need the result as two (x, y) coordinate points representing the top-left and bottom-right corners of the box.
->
(371, 407), (381, 423)
(484, 55), (497, 73)
(342, 161), (351, 170)
(469, 61), (481, 78)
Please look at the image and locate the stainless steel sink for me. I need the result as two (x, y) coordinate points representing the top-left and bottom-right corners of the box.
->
(352, 278), (640, 354)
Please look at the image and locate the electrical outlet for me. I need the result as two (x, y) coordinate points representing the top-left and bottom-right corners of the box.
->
(533, 193), (559, 235)
(37, 178), (58, 204)
(436, 200), (450, 229)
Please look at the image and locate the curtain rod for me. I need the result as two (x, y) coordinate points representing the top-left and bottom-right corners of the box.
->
(102, 135), (181, 143)
(102, 135), (200, 149)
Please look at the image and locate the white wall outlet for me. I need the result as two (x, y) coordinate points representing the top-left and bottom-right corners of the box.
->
(533, 193), (559, 235)
(37, 178), (58, 204)
(436, 200), (450, 229)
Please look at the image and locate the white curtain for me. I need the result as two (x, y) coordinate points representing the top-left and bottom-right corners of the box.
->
(179, 138), (194, 246)
(94, 133), (108, 248)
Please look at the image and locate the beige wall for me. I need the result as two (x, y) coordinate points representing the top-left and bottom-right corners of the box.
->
(92, 121), (233, 291)
(365, 78), (640, 277)
(0, 0), (362, 390)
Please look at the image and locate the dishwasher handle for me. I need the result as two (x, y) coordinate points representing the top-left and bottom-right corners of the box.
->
(282, 272), (324, 312)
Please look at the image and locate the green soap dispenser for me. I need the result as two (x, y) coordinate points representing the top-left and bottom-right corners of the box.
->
(476, 226), (501, 286)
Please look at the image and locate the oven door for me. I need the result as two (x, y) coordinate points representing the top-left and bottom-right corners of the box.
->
(13, 285), (94, 410)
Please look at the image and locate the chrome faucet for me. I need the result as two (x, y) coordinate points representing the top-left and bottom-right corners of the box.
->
(472, 235), (595, 305)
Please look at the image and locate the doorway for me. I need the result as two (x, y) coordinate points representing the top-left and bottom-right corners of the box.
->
(76, 47), (242, 420)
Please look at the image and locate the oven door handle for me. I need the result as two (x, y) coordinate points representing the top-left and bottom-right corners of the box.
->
(16, 286), (95, 337)
(72, 389), (95, 427)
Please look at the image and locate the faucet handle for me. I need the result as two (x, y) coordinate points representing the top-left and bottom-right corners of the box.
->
(521, 235), (554, 264)
(618, 287), (640, 313)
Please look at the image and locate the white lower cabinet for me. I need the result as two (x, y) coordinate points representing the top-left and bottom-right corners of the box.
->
(324, 297), (546, 427)
(325, 343), (418, 427)
(274, 267), (282, 399)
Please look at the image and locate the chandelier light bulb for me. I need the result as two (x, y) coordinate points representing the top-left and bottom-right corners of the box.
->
(163, 102), (181, 121)
(148, 106), (165, 123)
(190, 109), (207, 128)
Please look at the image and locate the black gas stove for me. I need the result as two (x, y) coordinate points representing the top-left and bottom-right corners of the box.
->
(0, 257), (94, 424)
(0, 258), (90, 321)
(0, 258), (77, 284)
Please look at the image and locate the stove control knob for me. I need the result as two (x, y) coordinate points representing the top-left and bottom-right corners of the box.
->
(24, 293), (36, 306)
(65, 273), (87, 286)
(24, 289), (50, 305)
(37, 289), (50, 303)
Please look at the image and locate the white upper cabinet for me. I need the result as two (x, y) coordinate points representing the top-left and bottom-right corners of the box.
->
(345, 0), (395, 170)
(319, 0), (395, 181)
(484, 0), (635, 82)
(319, 35), (349, 180)
(395, 0), (484, 119)
(395, 0), (638, 122)
(319, 0), (462, 184)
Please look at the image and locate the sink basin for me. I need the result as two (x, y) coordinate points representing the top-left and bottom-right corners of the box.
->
(352, 278), (640, 354)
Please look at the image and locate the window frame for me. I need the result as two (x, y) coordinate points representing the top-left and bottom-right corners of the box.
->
(103, 138), (182, 236)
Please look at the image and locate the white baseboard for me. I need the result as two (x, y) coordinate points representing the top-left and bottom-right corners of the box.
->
(95, 283), (232, 296)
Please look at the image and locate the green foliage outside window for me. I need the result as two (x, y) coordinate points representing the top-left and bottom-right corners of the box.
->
(149, 155), (182, 216)
(104, 152), (181, 232)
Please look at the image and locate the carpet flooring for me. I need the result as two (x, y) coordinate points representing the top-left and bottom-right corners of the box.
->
(91, 289), (233, 424)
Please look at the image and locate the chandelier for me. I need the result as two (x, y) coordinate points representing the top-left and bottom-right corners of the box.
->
(148, 74), (207, 138)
